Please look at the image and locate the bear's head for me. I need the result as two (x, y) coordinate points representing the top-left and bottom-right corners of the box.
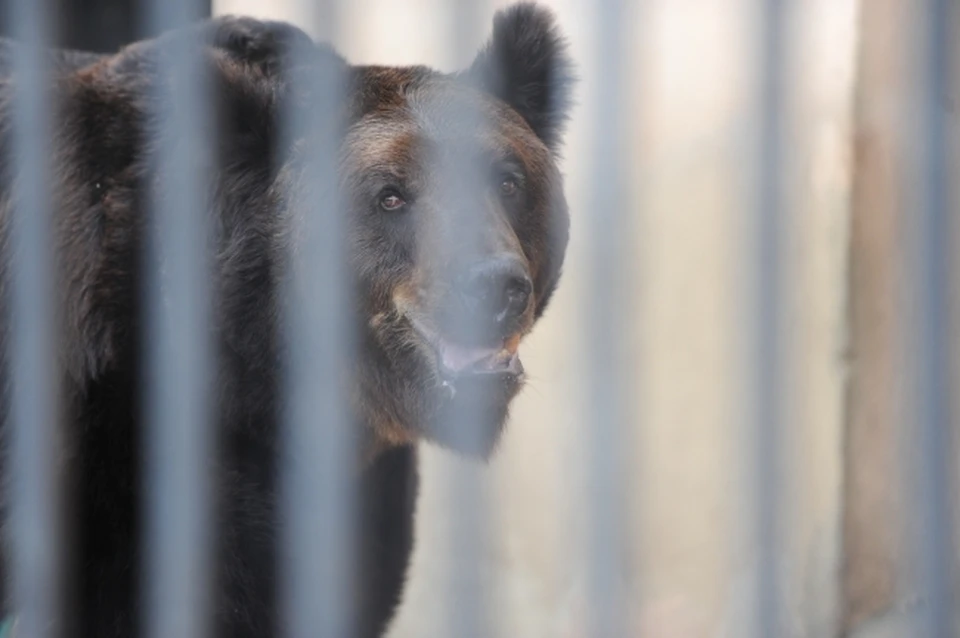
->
(193, 3), (573, 459)
(322, 4), (575, 459)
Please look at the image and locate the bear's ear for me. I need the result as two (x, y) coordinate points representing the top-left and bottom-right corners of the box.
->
(464, 3), (576, 152)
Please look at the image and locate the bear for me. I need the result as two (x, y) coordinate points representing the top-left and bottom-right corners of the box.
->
(0, 3), (574, 638)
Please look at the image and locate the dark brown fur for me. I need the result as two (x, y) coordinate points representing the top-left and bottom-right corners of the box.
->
(0, 4), (574, 637)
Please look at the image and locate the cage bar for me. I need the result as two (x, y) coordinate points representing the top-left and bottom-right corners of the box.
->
(141, 1), (215, 638)
(5, 0), (62, 637)
(278, 3), (356, 638)
(901, 1), (955, 636)
(750, 0), (788, 636)
(434, 2), (497, 637)
(583, 1), (630, 636)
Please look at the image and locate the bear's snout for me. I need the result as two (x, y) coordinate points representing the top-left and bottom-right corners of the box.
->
(457, 254), (532, 339)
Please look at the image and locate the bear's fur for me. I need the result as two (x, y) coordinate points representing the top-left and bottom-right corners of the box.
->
(0, 4), (574, 637)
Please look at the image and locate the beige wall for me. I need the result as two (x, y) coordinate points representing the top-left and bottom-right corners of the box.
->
(212, 1), (859, 636)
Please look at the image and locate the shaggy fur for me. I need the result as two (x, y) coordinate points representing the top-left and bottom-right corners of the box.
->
(0, 4), (574, 637)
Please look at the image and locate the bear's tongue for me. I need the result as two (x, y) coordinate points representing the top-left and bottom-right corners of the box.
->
(437, 341), (501, 372)
(435, 334), (522, 374)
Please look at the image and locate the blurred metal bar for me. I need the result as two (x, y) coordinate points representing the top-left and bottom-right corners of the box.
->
(584, 1), (629, 636)
(278, 3), (355, 638)
(141, 1), (214, 638)
(436, 0), (493, 628)
(5, 0), (63, 637)
(438, 2), (493, 635)
(902, 1), (954, 636)
(750, 0), (788, 636)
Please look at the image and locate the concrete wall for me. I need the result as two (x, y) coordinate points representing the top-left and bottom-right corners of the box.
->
(841, 3), (960, 636)
(212, 2), (859, 636)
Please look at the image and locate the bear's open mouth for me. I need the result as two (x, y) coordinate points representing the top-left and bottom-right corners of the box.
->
(407, 317), (524, 380)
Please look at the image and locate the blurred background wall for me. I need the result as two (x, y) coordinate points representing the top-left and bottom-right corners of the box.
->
(206, 2), (897, 636)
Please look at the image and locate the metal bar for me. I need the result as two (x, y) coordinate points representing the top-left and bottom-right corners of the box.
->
(279, 3), (355, 638)
(902, 1), (954, 636)
(6, 0), (62, 637)
(437, 3), (492, 636)
(751, 0), (787, 636)
(141, 1), (214, 638)
(584, 1), (628, 637)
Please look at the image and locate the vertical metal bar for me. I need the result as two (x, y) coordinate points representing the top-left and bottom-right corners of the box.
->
(437, 2), (492, 635)
(141, 1), (214, 638)
(6, 1), (62, 637)
(750, 0), (787, 636)
(902, 1), (954, 636)
(279, 3), (354, 638)
(584, 1), (628, 637)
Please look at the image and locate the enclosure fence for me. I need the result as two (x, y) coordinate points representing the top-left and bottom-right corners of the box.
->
(2, 0), (958, 637)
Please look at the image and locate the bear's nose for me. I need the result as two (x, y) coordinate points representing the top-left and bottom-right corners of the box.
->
(460, 255), (532, 334)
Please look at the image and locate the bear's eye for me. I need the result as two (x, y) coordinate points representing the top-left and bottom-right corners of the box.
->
(379, 191), (406, 211)
(499, 176), (519, 197)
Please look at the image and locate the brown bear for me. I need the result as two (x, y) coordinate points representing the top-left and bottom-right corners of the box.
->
(0, 3), (574, 637)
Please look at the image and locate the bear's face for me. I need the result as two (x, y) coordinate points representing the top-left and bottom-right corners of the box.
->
(343, 5), (574, 457)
